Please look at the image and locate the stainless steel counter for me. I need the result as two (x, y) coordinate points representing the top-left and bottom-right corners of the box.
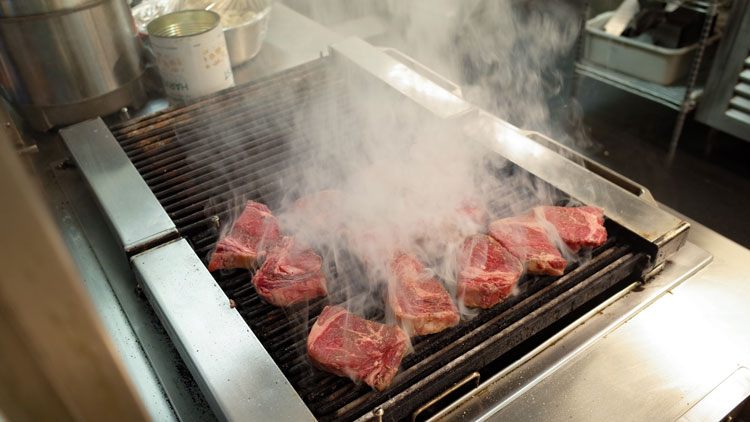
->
(432, 208), (750, 422)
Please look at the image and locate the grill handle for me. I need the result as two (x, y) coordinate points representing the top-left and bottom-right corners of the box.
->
(411, 371), (481, 422)
(330, 38), (473, 120)
(521, 130), (657, 205)
(379, 47), (464, 98)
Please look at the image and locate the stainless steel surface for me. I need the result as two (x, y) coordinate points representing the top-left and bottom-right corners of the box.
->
(0, 0), (145, 130)
(48, 152), (217, 422)
(236, 4), (341, 77)
(431, 240), (713, 422)
(327, 36), (689, 266)
(224, 0), (271, 67)
(677, 367), (750, 422)
(380, 47), (464, 97)
(521, 130), (657, 204)
(131, 238), (315, 422)
(433, 207), (750, 422)
(330, 37), (474, 119)
(50, 180), (179, 422)
(0, 0), (101, 16)
(413, 372), (480, 422)
(59, 118), (177, 254)
(466, 110), (689, 266)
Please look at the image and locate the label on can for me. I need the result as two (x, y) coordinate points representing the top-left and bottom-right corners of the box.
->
(150, 20), (235, 102)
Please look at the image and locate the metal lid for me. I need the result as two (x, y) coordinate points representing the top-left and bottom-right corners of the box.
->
(0, 0), (104, 18)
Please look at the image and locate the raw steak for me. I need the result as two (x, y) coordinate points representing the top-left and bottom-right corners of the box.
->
(457, 234), (523, 308)
(533, 206), (607, 252)
(388, 253), (460, 336)
(488, 215), (566, 276)
(307, 306), (409, 391)
(252, 237), (327, 307)
(207, 200), (281, 271)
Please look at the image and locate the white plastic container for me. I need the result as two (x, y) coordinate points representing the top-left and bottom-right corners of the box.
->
(583, 11), (720, 85)
(148, 10), (235, 103)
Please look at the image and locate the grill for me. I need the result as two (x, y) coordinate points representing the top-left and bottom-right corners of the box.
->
(107, 58), (650, 421)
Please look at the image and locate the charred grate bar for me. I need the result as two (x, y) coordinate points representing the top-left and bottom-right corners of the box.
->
(110, 58), (649, 421)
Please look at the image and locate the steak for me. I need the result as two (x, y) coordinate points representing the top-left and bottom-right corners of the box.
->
(457, 234), (523, 308)
(208, 200), (281, 271)
(487, 215), (566, 276)
(388, 253), (460, 336)
(252, 236), (327, 307)
(533, 206), (607, 252)
(307, 306), (409, 391)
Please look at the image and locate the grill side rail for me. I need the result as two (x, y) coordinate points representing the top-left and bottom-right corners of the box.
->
(131, 238), (316, 422)
(60, 118), (178, 255)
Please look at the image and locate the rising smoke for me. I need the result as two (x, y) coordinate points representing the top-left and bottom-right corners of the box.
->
(195, 0), (592, 367)
(269, 0), (586, 326)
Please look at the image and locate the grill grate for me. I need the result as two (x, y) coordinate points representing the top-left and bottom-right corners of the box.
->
(111, 58), (648, 421)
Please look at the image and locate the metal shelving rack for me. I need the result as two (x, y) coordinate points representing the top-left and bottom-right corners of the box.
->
(571, 1), (721, 163)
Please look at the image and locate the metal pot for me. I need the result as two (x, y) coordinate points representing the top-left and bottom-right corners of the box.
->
(223, 1), (271, 67)
(0, 0), (146, 131)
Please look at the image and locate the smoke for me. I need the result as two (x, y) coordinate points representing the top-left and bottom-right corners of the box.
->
(258, 1), (591, 329)
(386, 0), (581, 135)
(200, 0), (592, 355)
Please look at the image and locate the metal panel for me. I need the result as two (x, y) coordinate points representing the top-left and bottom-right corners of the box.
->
(60, 118), (178, 254)
(677, 367), (750, 422)
(131, 238), (315, 422)
(465, 111), (690, 265)
(329, 37), (474, 119)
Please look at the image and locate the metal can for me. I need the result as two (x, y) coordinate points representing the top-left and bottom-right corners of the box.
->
(147, 10), (235, 103)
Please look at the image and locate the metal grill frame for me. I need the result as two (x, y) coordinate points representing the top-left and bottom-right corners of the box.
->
(107, 60), (648, 421)
(60, 40), (691, 422)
